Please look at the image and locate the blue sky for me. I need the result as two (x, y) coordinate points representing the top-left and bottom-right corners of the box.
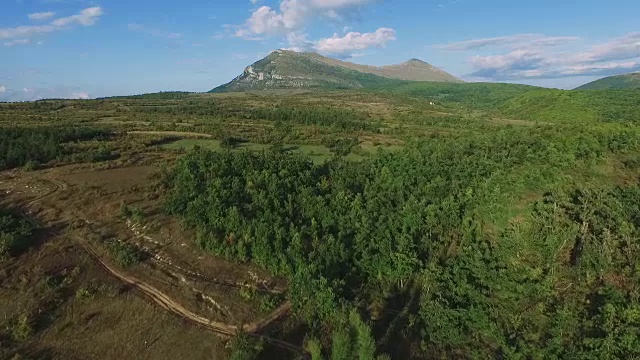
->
(1, 0), (639, 100)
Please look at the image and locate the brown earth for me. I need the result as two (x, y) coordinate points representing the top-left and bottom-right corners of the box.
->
(0, 155), (301, 359)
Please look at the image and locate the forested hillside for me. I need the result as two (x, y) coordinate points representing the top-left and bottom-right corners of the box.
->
(164, 123), (640, 359)
(376, 82), (640, 123)
(500, 89), (640, 123)
(576, 72), (640, 90)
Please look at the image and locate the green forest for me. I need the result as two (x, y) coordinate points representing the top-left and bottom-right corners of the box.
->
(0, 127), (113, 170)
(164, 123), (640, 359)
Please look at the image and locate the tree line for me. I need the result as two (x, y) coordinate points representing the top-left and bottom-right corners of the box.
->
(0, 127), (112, 170)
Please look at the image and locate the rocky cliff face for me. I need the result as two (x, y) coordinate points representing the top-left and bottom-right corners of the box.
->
(230, 64), (312, 89)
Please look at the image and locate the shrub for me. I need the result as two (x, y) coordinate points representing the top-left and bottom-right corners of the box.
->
(120, 205), (145, 224)
(0, 211), (34, 259)
(75, 286), (96, 301)
(9, 314), (33, 342)
(227, 332), (264, 360)
(220, 135), (242, 149)
(22, 160), (39, 171)
(324, 137), (359, 157)
(108, 241), (140, 267)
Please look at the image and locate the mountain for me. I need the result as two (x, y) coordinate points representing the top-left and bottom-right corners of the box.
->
(210, 50), (462, 92)
(575, 72), (640, 90)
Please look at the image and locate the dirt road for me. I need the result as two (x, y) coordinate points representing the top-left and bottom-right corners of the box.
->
(21, 176), (304, 356)
(127, 131), (213, 138)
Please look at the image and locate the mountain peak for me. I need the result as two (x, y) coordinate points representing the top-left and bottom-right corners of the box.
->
(211, 50), (462, 92)
(575, 71), (640, 90)
(405, 58), (429, 65)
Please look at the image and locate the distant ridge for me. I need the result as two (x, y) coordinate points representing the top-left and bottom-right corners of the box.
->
(210, 50), (462, 92)
(575, 72), (640, 90)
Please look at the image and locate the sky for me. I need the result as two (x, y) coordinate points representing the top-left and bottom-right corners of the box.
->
(1, 0), (639, 101)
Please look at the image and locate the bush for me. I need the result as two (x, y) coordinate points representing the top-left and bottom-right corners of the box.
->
(227, 332), (263, 360)
(220, 135), (243, 150)
(324, 137), (359, 157)
(108, 241), (140, 267)
(88, 147), (117, 162)
(120, 205), (145, 224)
(22, 160), (39, 171)
(75, 286), (96, 301)
(0, 211), (34, 259)
(8, 314), (33, 342)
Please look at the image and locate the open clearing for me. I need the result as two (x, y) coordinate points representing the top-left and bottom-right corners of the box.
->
(0, 155), (298, 359)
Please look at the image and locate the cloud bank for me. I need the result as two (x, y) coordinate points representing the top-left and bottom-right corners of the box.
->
(28, 12), (56, 21)
(436, 34), (579, 51)
(438, 33), (640, 80)
(1, 7), (103, 46)
(287, 28), (395, 58)
(0, 86), (92, 102)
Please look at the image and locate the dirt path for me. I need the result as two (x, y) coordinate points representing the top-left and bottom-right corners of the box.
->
(127, 131), (213, 138)
(22, 176), (304, 356)
(78, 241), (300, 353)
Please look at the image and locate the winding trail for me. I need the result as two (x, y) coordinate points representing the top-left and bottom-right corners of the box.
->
(126, 130), (213, 138)
(21, 176), (305, 356)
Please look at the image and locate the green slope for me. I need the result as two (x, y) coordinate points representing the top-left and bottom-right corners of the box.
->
(575, 72), (640, 90)
(369, 81), (640, 124)
(378, 81), (539, 110)
(500, 89), (640, 123)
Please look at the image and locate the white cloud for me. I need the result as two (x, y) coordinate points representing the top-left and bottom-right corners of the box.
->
(235, 0), (375, 38)
(580, 32), (640, 63)
(51, 7), (103, 27)
(28, 12), (56, 21)
(237, 3), (305, 37)
(233, 0), (389, 58)
(0, 25), (57, 40)
(0, 86), (6, 93)
(285, 28), (396, 58)
(70, 92), (90, 99)
(285, 31), (313, 51)
(0, 7), (103, 44)
(4, 38), (31, 47)
(464, 32), (640, 80)
(436, 34), (579, 51)
(314, 28), (396, 57)
(250, 0), (261, 4)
